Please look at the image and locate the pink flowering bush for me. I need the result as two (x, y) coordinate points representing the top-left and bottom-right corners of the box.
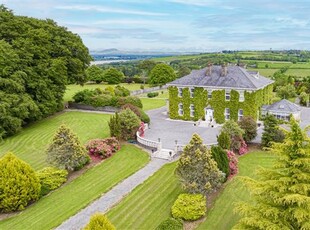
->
(227, 150), (238, 177)
(238, 140), (248, 155)
(86, 137), (120, 159)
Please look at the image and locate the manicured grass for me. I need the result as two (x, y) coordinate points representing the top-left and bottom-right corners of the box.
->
(64, 83), (149, 102)
(107, 162), (181, 230)
(197, 151), (275, 230)
(141, 98), (167, 111)
(0, 145), (149, 230)
(0, 112), (110, 170)
(286, 68), (310, 78)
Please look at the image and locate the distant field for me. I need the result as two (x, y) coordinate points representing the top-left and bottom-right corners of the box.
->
(256, 62), (291, 69)
(0, 112), (110, 170)
(286, 69), (310, 78)
(248, 68), (279, 77)
(152, 53), (210, 62)
(290, 62), (310, 69)
(64, 83), (149, 102)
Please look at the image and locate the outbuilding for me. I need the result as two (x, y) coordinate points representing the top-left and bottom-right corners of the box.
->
(261, 99), (301, 121)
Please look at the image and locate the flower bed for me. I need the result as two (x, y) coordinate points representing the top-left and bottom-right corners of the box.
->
(86, 137), (121, 160)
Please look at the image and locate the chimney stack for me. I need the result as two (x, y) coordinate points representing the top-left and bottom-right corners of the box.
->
(207, 63), (212, 76)
(221, 63), (227, 76)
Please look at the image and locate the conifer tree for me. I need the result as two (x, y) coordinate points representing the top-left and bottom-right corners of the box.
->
(211, 146), (230, 180)
(46, 124), (89, 171)
(175, 134), (224, 195)
(108, 112), (121, 139)
(234, 118), (310, 229)
(0, 152), (41, 212)
(261, 114), (285, 147)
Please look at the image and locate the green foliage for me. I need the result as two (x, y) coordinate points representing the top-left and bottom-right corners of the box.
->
(0, 8), (91, 139)
(73, 89), (95, 103)
(46, 124), (90, 171)
(234, 119), (310, 229)
(276, 84), (296, 99)
(171, 193), (206, 221)
(177, 66), (191, 78)
(155, 218), (183, 230)
(211, 146), (230, 180)
(238, 116), (258, 142)
(147, 92), (159, 98)
(221, 120), (244, 151)
(84, 213), (116, 230)
(86, 65), (105, 83)
(0, 152), (41, 212)
(118, 109), (141, 140)
(121, 104), (150, 123)
(36, 167), (68, 196)
(103, 68), (124, 84)
(149, 63), (176, 85)
(114, 85), (130, 97)
(217, 131), (231, 150)
(175, 134), (224, 195)
(138, 59), (157, 77)
(108, 113), (121, 140)
(299, 92), (309, 106)
(118, 96), (143, 108)
(261, 114), (285, 147)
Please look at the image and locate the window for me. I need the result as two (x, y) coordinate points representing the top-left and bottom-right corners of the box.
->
(238, 109), (243, 121)
(208, 90), (212, 99)
(239, 90), (244, 102)
(225, 108), (230, 120)
(190, 104), (195, 117)
(178, 88), (183, 97)
(178, 103), (183, 115)
(190, 88), (195, 97)
(225, 90), (230, 101)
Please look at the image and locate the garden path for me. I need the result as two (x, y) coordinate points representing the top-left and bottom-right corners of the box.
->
(56, 157), (168, 230)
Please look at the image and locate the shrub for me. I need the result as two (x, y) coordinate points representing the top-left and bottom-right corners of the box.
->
(46, 124), (90, 171)
(114, 85), (130, 97)
(156, 218), (183, 230)
(36, 167), (68, 196)
(118, 109), (141, 140)
(85, 138), (120, 159)
(211, 146), (229, 180)
(171, 193), (206, 221)
(0, 152), (41, 212)
(149, 63), (176, 85)
(238, 116), (257, 143)
(217, 131), (231, 150)
(121, 103), (150, 124)
(73, 89), (95, 103)
(108, 113), (121, 139)
(227, 150), (238, 177)
(84, 213), (115, 230)
(103, 67), (124, 84)
(238, 140), (248, 155)
(140, 84), (144, 90)
(147, 92), (159, 98)
(90, 94), (112, 107)
(221, 120), (245, 152)
(262, 114), (285, 147)
(118, 96), (143, 108)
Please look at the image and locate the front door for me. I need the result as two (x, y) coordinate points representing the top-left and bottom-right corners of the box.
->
(205, 108), (214, 122)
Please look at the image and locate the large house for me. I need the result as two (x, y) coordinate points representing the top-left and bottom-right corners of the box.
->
(167, 64), (274, 124)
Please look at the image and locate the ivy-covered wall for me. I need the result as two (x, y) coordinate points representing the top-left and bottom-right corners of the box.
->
(168, 84), (273, 124)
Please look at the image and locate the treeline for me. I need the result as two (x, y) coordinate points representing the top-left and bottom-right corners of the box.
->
(0, 5), (91, 139)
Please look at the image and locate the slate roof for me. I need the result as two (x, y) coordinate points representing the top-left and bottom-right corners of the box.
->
(262, 99), (301, 113)
(167, 65), (274, 90)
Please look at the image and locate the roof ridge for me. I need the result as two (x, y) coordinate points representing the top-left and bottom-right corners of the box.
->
(236, 66), (257, 88)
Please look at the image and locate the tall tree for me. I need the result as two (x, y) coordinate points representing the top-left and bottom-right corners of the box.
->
(238, 116), (257, 143)
(234, 119), (310, 229)
(175, 134), (224, 195)
(261, 114), (285, 147)
(86, 65), (105, 83)
(103, 67), (124, 84)
(149, 63), (176, 85)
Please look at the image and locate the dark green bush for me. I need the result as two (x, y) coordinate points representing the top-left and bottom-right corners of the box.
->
(171, 193), (206, 221)
(114, 85), (130, 97)
(147, 92), (159, 98)
(156, 218), (183, 230)
(90, 95), (112, 107)
(118, 96), (143, 108)
(119, 109), (141, 140)
(211, 146), (229, 180)
(36, 167), (68, 196)
(121, 104), (150, 124)
(217, 131), (231, 150)
(73, 89), (95, 103)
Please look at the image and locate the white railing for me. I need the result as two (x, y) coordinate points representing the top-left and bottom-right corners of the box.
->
(136, 131), (162, 151)
(175, 142), (217, 153)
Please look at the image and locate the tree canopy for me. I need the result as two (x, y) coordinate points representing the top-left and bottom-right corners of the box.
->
(103, 67), (124, 84)
(149, 63), (176, 85)
(0, 6), (92, 139)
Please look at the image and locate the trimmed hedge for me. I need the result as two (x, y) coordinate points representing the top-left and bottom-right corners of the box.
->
(156, 218), (183, 230)
(171, 193), (206, 221)
(147, 92), (159, 98)
(211, 146), (230, 180)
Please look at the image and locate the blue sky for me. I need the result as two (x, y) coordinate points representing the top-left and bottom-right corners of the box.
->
(2, 0), (310, 52)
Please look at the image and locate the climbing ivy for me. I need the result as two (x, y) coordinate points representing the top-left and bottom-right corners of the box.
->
(209, 90), (225, 123)
(193, 87), (207, 121)
(182, 88), (191, 120)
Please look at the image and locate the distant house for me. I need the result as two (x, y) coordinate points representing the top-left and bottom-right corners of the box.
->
(261, 99), (301, 121)
(167, 64), (274, 124)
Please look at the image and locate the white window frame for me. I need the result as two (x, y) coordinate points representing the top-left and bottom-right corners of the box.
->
(208, 89), (212, 99)
(178, 103), (183, 116)
(190, 88), (195, 98)
(225, 90), (231, 101)
(178, 88), (183, 97)
(190, 104), (195, 117)
(239, 90), (244, 102)
(238, 109), (244, 121)
(225, 108), (230, 120)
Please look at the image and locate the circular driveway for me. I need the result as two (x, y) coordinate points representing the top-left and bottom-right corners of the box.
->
(144, 107), (220, 150)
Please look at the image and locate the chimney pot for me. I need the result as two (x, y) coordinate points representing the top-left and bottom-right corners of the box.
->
(207, 63), (212, 76)
(221, 63), (227, 76)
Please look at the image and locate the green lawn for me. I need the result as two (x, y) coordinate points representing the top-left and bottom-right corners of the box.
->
(0, 145), (149, 230)
(197, 151), (275, 230)
(248, 68), (279, 77)
(107, 162), (181, 230)
(286, 68), (310, 78)
(107, 151), (275, 230)
(0, 111), (110, 170)
(141, 98), (167, 111)
(64, 83), (149, 102)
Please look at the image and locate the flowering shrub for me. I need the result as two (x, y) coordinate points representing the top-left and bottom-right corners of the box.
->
(227, 150), (238, 177)
(238, 140), (248, 155)
(86, 137), (120, 159)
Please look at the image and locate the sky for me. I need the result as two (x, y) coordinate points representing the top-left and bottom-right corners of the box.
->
(2, 0), (310, 52)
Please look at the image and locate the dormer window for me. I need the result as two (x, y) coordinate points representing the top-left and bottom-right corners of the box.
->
(225, 90), (230, 101)
(178, 88), (183, 97)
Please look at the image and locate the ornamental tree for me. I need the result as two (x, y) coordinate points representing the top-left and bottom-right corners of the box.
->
(238, 116), (257, 143)
(234, 118), (310, 229)
(0, 152), (41, 212)
(217, 131), (231, 150)
(149, 63), (176, 85)
(175, 134), (224, 195)
(84, 213), (115, 230)
(221, 120), (244, 151)
(108, 112), (121, 140)
(118, 109), (141, 140)
(46, 124), (90, 171)
(211, 146), (230, 180)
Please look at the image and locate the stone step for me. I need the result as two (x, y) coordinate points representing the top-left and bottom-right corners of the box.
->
(152, 149), (175, 160)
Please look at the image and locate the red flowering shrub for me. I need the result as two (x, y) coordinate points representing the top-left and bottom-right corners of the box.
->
(227, 150), (238, 177)
(238, 140), (248, 155)
(86, 137), (120, 159)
